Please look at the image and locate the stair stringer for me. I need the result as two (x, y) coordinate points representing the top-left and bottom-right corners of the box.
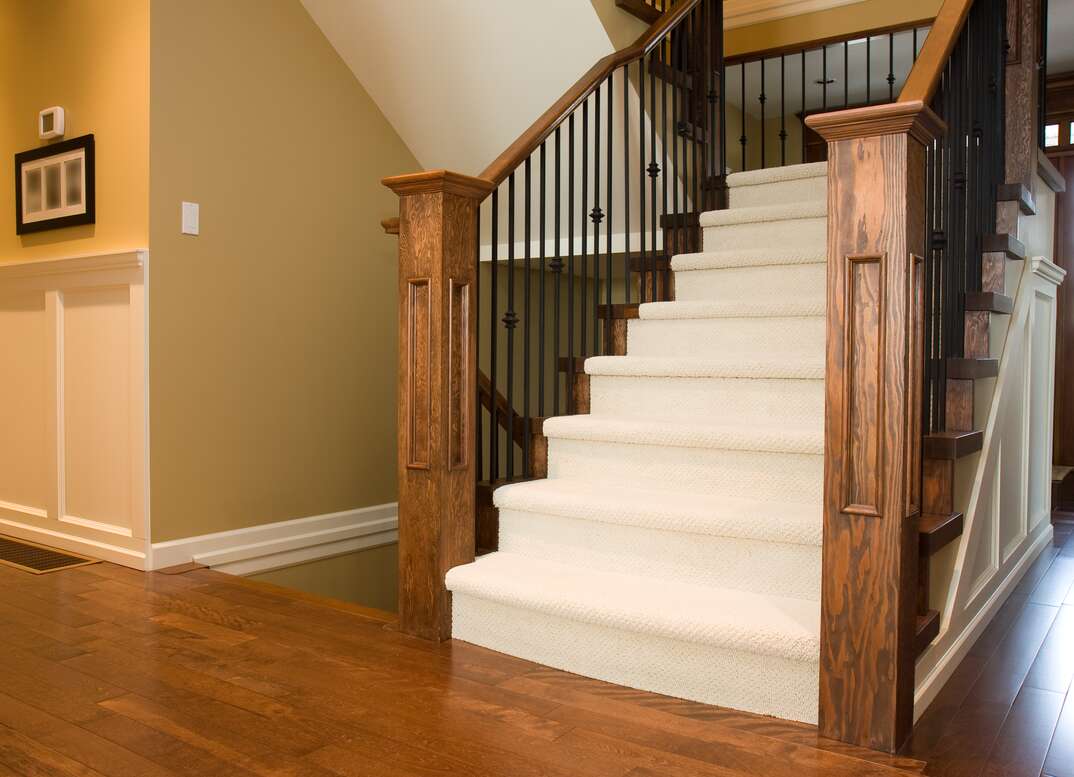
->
(913, 257), (1065, 720)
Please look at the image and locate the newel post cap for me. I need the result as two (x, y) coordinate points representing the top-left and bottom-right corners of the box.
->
(805, 100), (946, 145)
(382, 169), (496, 200)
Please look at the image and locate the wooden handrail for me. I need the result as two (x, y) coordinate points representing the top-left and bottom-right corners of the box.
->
(480, 0), (701, 187)
(897, 0), (974, 104)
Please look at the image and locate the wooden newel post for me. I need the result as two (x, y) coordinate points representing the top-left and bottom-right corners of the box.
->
(806, 102), (943, 752)
(382, 170), (495, 641)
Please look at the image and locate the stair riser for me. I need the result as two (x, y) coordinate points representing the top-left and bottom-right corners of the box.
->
(627, 317), (825, 359)
(590, 374), (824, 427)
(499, 510), (821, 600)
(674, 262), (826, 304)
(548, 438), (823, 502)
(729, 178), (826, 209)
(451, 594), (820, 724)
(702, 217), (826, 253)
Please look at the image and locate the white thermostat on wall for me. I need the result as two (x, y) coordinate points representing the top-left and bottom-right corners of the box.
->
(38, 107), (65, 140)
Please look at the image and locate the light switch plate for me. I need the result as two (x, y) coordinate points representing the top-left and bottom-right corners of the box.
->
(181, 202), (199, 236)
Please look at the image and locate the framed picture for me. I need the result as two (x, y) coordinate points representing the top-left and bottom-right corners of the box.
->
(15, 134), (95, 235)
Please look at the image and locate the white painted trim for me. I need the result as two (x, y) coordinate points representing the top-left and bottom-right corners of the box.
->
(0, 513), (149, 567)
(724, 0), (868, 29)
(913, 525), (1052, 719)
(1031, 256), (1067, 286)
(149, 502), (399, 576)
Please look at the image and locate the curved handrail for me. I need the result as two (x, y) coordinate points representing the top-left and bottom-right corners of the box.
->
(479, 0), (702, 187)
(897, 0), (974, 104)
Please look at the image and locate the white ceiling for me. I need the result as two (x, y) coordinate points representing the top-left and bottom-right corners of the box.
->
(1049, 0), (1074, 74)
(300, 0), (617, 177)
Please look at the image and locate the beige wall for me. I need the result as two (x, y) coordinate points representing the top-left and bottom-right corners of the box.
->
(726, 0), (943, 58)
(0, 0), (149, 261)
(248, 543), (399, 612)
(149, 0), (418, 542)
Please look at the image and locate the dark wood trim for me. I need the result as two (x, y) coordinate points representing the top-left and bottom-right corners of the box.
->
(1038, 149), (1067, 192)
(383, 169), (484, 641)
(946, 358), (999, 379)
(996, 182), (1036, 215)
(615, 0), (661, 25)
(481, 0), (701, 186)
(899, 0), (974, 104)
(982, 232), (1027, 260)
(381, 217), (400, 235)
(964, 291), (1014, 314)
(919, 511), (965, 556)
(724, 19), (935, 67)
(915, 610), (941, 656)
(805, 100), (946, 144)
(596, 303), (641, 320)
(924, 430), (985, 460)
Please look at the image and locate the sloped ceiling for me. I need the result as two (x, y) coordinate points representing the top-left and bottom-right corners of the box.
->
(300, 0), (617, 177)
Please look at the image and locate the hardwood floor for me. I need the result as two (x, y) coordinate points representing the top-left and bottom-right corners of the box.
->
(0, 529), (1070, 776)
(903, 520), (1074, 776)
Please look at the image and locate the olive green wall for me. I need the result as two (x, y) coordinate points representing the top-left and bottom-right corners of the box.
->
(148, 0), (418, 542)
(0, 0), (149, 261)
(249, 543), (399, 612)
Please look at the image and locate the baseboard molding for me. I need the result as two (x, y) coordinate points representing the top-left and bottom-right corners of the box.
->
(0, 514), (149, 569)
(149, 502), (399, 575)
(913, 525), (1053, 720)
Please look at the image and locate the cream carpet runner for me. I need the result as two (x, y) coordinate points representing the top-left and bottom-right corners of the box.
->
(447, 162), (828, 724)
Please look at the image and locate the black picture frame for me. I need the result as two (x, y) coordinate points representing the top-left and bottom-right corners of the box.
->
(14, 134), (95, 235)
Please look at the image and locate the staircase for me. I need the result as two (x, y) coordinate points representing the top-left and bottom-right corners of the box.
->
(446, 162), (828, 723)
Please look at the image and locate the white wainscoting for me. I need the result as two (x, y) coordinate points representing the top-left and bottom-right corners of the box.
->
(149, 502), (398, 575)
(0, 250), (150, 567)
(914, 257), (1066, 719)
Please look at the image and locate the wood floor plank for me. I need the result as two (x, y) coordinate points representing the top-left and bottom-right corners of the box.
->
(979, 685), (1065, 777)
(1044, 692), (1074, 777)
(1025, 604), (1074, 693)
(1033, 557), (1074, 606)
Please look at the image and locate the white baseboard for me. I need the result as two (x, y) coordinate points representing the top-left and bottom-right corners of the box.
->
(0, 514), (149, 569)
(149, 502), (398, 575)
(913, 525), (1053, 720)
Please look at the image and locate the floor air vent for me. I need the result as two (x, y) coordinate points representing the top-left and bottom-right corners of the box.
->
(0, 535), (98, 574)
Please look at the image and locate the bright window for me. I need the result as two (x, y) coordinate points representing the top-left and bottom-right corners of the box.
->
(1045, 123), (1060, 147)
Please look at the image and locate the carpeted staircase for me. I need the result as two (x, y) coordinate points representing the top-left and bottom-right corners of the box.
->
(446, 161), (828, 724)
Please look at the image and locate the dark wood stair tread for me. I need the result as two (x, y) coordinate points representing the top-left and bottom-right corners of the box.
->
(996, 182), (1036, 216)
(924, 430), (984, 460)
(628, 253), (672, 273)
(964, 292), (1014, 314)
(982, 232), (1026, 261)
(919, 512), (965, 556)
(597, 303), (641, 320)
(615, 0), (661, 24)
(946, 358), (999, 380)
(916, 610), (941, 657)
(558, 356), (589, 373)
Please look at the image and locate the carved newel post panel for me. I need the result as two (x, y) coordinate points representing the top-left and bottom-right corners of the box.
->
(383, 170), (494, 641)
(806, 102), (943, 752)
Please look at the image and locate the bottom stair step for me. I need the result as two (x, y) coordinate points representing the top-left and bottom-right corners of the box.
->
(446, 552), (820, 724)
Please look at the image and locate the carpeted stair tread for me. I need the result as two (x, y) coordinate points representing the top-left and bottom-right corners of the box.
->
(638, 298), (824, 320)
(493, 478), (821, 546)
(446, 552), (820, 663)
(542, 415), (822, 455)
(583, 354), (824, 379)
(672, 247), (827, 271)
(726, 162), (827, 188)
(699, 200), (826, 228)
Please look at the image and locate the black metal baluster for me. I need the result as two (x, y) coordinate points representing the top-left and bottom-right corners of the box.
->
(674, 33), (682, 214)
(490, 191), (499, 481)
(657, 44), (665, 272)
(624, 63), (631, 307)
(822, 45), (828, 111)
(780, 55), (787, 166)
(801, 50), (807, 163)
(505, 173), (517, 480)
(593, 83), (602, 356)
(607, 71), (615, 353)
(740, 63), (747, 170)
(639, 55), (648, 300)
(553, 128), (562, 417)
(581, 99), (588, 358)
(888, 33), (896, 101)
(866, 36), (872, 104)
(760, 58), (767, 168)
(539, 142), (547, 420)
(844, 41), (849, 106)
(523, 158), (532, 477)
(568, 115), (576, 409)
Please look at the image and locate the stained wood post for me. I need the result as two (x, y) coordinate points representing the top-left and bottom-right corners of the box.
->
(806, 102), (944, 753)
(383, 170), (494, 642)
